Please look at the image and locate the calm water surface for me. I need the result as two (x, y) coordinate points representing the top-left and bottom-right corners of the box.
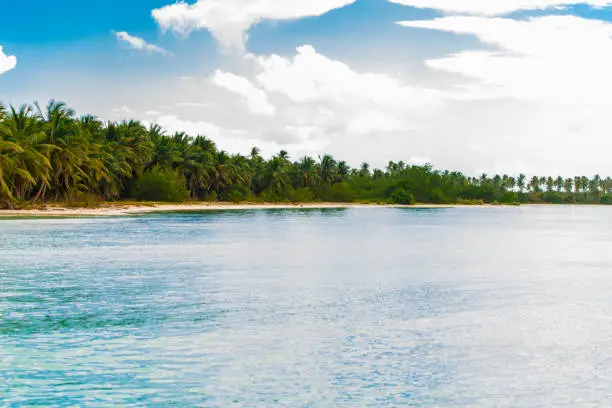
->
(2, 206), (612, 407)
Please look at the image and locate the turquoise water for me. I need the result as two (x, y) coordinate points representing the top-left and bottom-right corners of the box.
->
(2, 206), (612, 406)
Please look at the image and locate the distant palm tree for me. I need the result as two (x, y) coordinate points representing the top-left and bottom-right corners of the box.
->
(319, 154), (337, 185)
(546, 177), (554, 193)
(564, 178), (574, 196)
(517, 174), (526, 193)
(298, 156), (317, 188)
(555, 176), (563, 193)
(337, 161), (350, 181)
(529, 176), (540, 193)
(359, 162), (370, 178)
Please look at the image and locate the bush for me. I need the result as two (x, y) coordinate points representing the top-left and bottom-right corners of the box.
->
(429, 187), (448, 204)
(542, 191), (563, 204)
(132, 168), (189, 202)
(314, 183), (356, 202)
(64, 193), (102, 208)
(391, 187), (415, 205)
(258, 189), (283, 202)
(288, 188), (316, 203)
(500, 191), (519, 204)
(224, 185), (251, 202)
(205, 191), (218, 202)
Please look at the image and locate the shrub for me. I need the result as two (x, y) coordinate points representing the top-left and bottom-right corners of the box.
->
(500, 192), (519, 204)
(132, 168), (189, 202)
(224, 185), (251, 202)
(429, 187), (448, 204)
(314, 183), (356, 202)
(257, 189), (282, 202)
(205, 191), (218, 202)
(288, 188), (316, 203)
(391, 187), (415, 205)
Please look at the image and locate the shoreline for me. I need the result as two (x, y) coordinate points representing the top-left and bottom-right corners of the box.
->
(0, 202), (463, 218)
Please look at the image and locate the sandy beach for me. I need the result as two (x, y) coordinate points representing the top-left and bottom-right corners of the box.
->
(0, 202), (463, 217)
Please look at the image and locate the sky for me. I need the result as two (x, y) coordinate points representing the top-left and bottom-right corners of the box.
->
(2, 0), (612, 176)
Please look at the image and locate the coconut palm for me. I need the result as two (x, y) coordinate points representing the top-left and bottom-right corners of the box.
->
(517, 174), (526, 193)
(564, 178), (574, 196)
(555, 176), (563, 193)
(298, 156), (317, 188)
(320, 154), (337, 185)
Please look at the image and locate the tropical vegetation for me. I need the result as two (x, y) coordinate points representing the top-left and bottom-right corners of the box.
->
(1, 101), (612, 208)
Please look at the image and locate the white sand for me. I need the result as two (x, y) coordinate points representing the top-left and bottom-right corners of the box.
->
(0, 202), (462, 217)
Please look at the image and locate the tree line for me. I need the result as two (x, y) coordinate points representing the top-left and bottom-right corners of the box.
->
(1, 101), (611, 208)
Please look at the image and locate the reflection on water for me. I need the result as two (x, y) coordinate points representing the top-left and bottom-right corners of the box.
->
(2, 206), (612, 406)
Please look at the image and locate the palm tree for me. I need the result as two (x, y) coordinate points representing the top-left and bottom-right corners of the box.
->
(183, 143), (214, 198)
(298, 156), (317, 188)
(517, 174), (526, 193)
(581, 176), (589, 201)
(262, 156), (290, 194)
(529, 176), (540, 193)
(250, 146), (261, 162)
(0, 139), (23, 206)
(319, 154), (337, 185)
(337, 161), (350, 181)
(546, 177), (554, 193)
(554, 176), (563, 193)
(564, 178), (574, 196)
(574, 176), (582, 198)
(359, 162), (370, 178)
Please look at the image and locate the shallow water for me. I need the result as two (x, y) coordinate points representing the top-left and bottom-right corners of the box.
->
(2, 206), (612, 407)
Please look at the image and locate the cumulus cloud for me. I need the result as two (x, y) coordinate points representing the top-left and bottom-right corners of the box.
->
(399, 15), (612, 105)
(114, 31), (169, 55)
(0, 46), (17, 75)
(388, 0), (612, 16)
(151, 114), (322, 155)
(154, 115), (226, 138)
(152, 0), (356, 50)
(137, 45), (448, 165)
(255, 45), (443, 110)
(112, 106), (133, 114)
(245, 45), (444, 142)
(392, 13), (612, 175)
(212, 71), (276, 116)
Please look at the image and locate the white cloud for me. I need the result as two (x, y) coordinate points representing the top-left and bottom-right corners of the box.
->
(389, 0), (612, 16)
(151, 114), (321, 155)
(0, 46), (17, 75)
(399, 15), (612, 105)
(112, 106), (133, 115)
(247, 45), (444, 142)
(212, 71), (276, 116)
(255, 45), (443, 110)
(152, 0), (356, 50)
(154, 115), (225, 138)
(408, 156), (433, 166)
(131, 45), (448, 166)
(114, 31), (169, 55)
(27, 10), (612, 176)
(392, 13), (612, 175)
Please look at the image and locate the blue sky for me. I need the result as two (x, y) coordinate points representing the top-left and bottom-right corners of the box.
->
(2, 0), (612, 175)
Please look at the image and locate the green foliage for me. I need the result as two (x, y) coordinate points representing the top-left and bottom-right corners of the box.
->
(287, 188), (316, 203)
(132, 168), (189, 202)
(391, 187), (415, 205)
(2, 100), (612, 207)
(314, 183), (356, 203)
(205, 191), (218, 202)
(224, 185), (251, 203)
